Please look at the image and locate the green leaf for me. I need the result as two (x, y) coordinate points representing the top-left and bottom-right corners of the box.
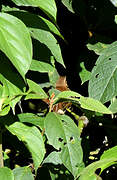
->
(25, 79), (48, 100)
(3, 11), (64, 40)
(62, 0), (74, 13)
(44, 112), (83, 178)
(30, 28), (65, 67)
(6, 122), (45, 171)
(30, 59), (54, 73)
(79, 62), (91, 84)
(18, 113), (44, 130)
(10, 0), (57, 22)
(9, 96), (22, 114)
(109, 98), (117, 113)
(87, 42), (109, 55)
(110, 0), (117, 7)
(0, 167), (14, 180)
(89, 41), (117, 103)
(0, 52), (26, 98)
(0, 105), (10, 116)
(13, 167), (34, 180)
(43, 151), (62, 165)
(78, 146), (117, 180)
(100, 145), (117, 172)
(115, 15), (117, 24)
(55, 91), (112, 114)
(0, 12), (32, 79)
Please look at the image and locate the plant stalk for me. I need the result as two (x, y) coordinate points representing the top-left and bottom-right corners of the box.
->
(0, 128), (4, 167)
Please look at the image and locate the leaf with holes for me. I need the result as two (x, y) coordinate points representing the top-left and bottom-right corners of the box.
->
(0, 13), (32, 79)
(6, 122), (45, 171)
(44, 112), (84, 178)
(10, 0), (57, 22)
(89, 41), (117, 103)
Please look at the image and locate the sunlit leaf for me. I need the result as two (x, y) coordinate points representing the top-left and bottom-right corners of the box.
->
(2, 11), (64, 39)
(0, 13), (32, 79)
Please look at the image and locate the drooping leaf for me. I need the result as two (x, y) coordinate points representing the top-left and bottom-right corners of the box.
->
(78, 146), (117, 180)
(18, 113), (44, 130)
(88, 41), (117, 103)
(55, 91), (112, 114)
(0, 167), (14, 180)
(79, 62), (91, 84)
(6, 122), (45, 171)
(30, 59), (54, 73)
(44, 112), (83, 178)
(0, 13), (32, 79)
(13, 166), (34, 180)
(30, 28), (65, 67)
(25, 79), (48, 100)
(2, 11), (64, 39)
(10, 0), (57, 22)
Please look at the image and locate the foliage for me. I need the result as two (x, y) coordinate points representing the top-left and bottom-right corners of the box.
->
(1, 0), (117, 179)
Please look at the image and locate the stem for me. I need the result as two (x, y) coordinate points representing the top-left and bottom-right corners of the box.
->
(0, 128), (4, 167)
